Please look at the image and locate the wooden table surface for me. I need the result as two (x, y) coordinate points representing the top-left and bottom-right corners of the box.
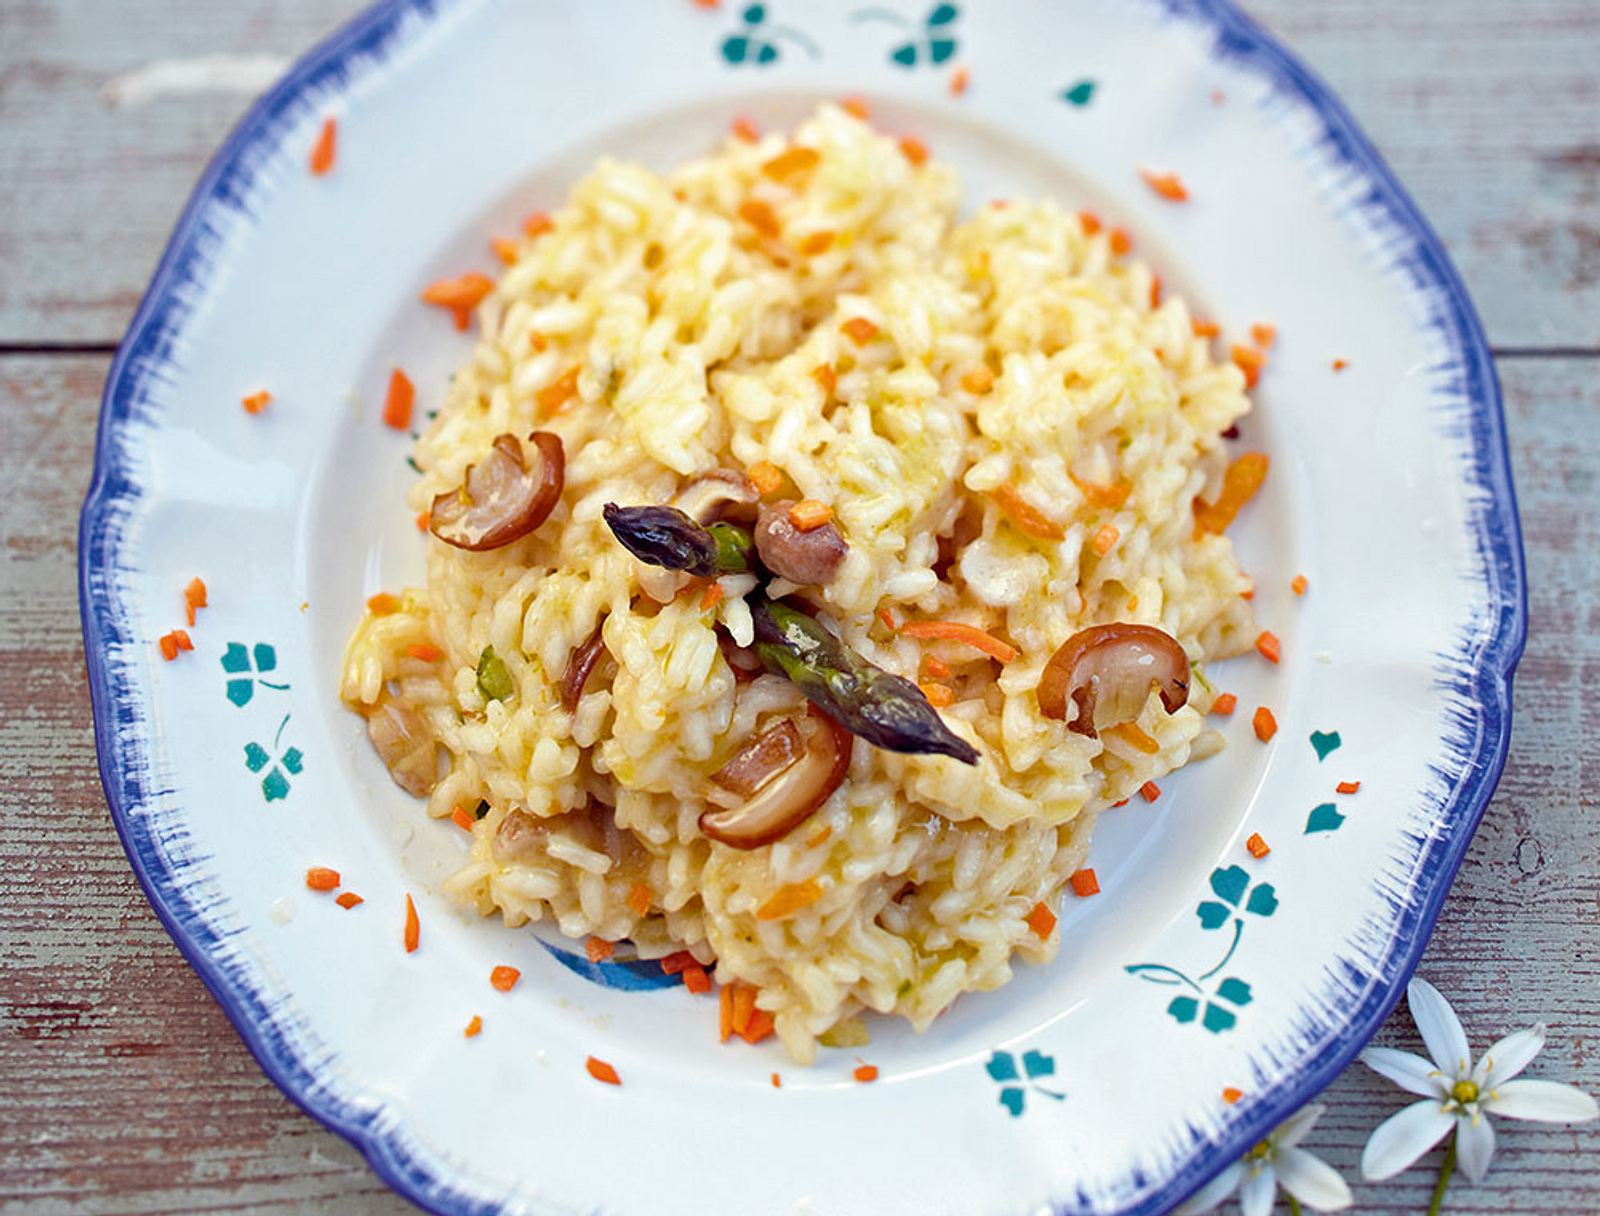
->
(1, 2), (1595, 1213)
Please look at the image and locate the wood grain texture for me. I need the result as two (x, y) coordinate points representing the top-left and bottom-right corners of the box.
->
(0, 2), (1595, 1214)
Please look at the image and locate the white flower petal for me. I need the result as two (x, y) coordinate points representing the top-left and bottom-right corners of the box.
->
(1174, 1162), (1242, 1215)
(1361, 1099), (1454, 1180)
(1274, 1101), (1327, 1148)
(1489, 1078), (1600, 1123)
(1276, 1146), (1354, 1211)
(1239, 1165), (1277, 1216)
(1456, 1114), (1496, 1184)
(1407, 977), (1471, 1076)
(1361, 1047), (1448, 1098)
(1478, 1024), (1546, 1088)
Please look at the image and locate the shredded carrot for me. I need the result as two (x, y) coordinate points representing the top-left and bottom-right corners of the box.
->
(406, 643), (442, 662)
(992, 484), (1065, 541)
(899, 135), (929, 166)
(1192, 319), (1220, 339)
(1240, 586), (1255, 601)
(1231, 344), (1266, 389)
(529, 330), (548, 352)
(382, 368), (414, 430)
(305, 867), (341, 891)
(1149, 274), (1163, 309)
(731, 984), (756, 1035)
(489, 965), (521, 992)
(900, 620), (1017, 664)
(579, 938), (613, 965)
(1070, 474), (1133, 510)
(403, 893), (420, 953)
(421, 272), (494, 331)
(761, 146), (820, 182)
(1112, 798), (1129, 808)
(739, 1008), (775, 1044)
(700, 581), (725, 612)
(958, 366), (994, 395)
(1291, 574), (1309, 596)
(949, 65), (970, 96)
(840, 96), (871, 120)
(1251, 323), (1277, 350)
(1332, 358), (1349, 372)
(876, 605), (899, 633)
(1069, 868), (1101, 897)
(521, 211), (554, 238)
(683, 964), (713, 994)
(367, 592), (400, 615)
(659, 951), (698, 975)
(1194, 451), (1269, 536)
(1246, 832), (1270, 859)
(336, 891), (364, 909)
(737, 198), (781, 239)
(1222, 1086), (1243, 1104)
(1139, 168), (1190, 202)
(788, 500), (834, 532)
(718, 981), (734, 1041)
(490, 236), (520, 266)
(1255, 631), (1281, 664)
(1336, 780), (1362, 795)
(797, 230), (835, 256)
(812, 363), (837, 395)
(536, 366), (580, 415)
(756, 879), (823, 921)
(415, 512), (430, 538)
(1126, 595), (1139, 612)
(241, 389), (272, 415)
(157, 629), (192, 661)
(1210, 692), (1238, 716)
(919, 681), (955, 707)
(1109, 228), (1132, 256)
(841, 316), (879, 345)
(1252, 706), (1278, 742)
(308, 116), (337, 176)
(854, 1064), (879, 1083)
(922, 655), (951, 679)
(1025, 901), (1057, 938)
(183, 577), (208, 626)
(450, 805), (475, 832)
(808, 824), (833, 847)
(1140, 780), (1161, 803)
(586, 1056), (621, 1086)
(1078, 210), (1103, 235)
(747, 460), (784, 495)
(626, 882), (653, 918)
(1091, 523), (1120, 556)
(771, 1072), (782, 1088)
(1104, 721), (1160, 755)
(464, 1015), (483, 1038)
(730, 115), (759, 142)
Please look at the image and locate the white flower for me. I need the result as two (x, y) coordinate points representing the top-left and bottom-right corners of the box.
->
(1177, 1103), (1352, 1215)
(1360, 976), (1600, 1184)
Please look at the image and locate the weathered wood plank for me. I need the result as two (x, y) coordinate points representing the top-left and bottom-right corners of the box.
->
(0, 353), (1593, 1213)
(0, 0), (1596, 348)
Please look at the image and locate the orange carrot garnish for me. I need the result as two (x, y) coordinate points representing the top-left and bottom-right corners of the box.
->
(992, 483), (1065, 541)
(536, 366), (581, 415)
(756, 879), (823, 921)
(586, 1056), (621, 1085)
(1332, 358), (1349, 372)
(919, 681), (954, 707)
(367, 592), (400, 615)
(1210, 693), (1238, 716)
(1222, 1086), (1243, 1104)
(421, 272), (494, 332)
(1291, 574), (1309, 596)
(683, 964), (713, 994)
(1251, 323), (1277, 350)
(1091, 523), (1120, 556)
(1336, 780), (1362, 795)
(841, 316), (879, 345)
(1192, 319), (1221, 339)
(960, 366), (994, 394)
(183, 577), (208, 626)
(490, 965), (521, 992)
(403, 893), (420, 953)
(771, 1072), (782, 1088)
(1232, 344), (1265, 389)
(1139, 168), (1189, 202)
(585, 937), (615, 964)
(731, 984), (756, 1035)
(659, 951), (699, 975)
(521, 211), (554, 238)
(840, 96), (870, 120)
(241, 390), (272, 415)
(1252, 706), (1278, 742)
(451, 805), (475, 832)
(336, 891), (364, 909)
(406, 643), (442, 662)
(305, 867), (341, 891)
(922, 655), (950, 679)
(761, 146), (820, 182)
(464, 1015), (483, 1038)
(490, 236), (520, 266)
(1140, 780), (1161, 803)
(382, 368), (414, 430)
(1025, 901), (1057, 938)
(1246, 832), (1270, 859)
(876, 605), (899, 633)
(1078, 210), (1103, 235)
(854, 1064), (879, 1083)
(626, 882), (653, 917)
(808, 824), (832, 847)
(158, 630), (193, 661)
(949, 65), (970, 96)
(1069, 868), (1100, 897)
(1193, 451), (1269, 536)
(747, 460), (784, 495)
(1070, 473), (1133, 510)
(900, 620), (1017, 664)
(1109, 228), (1132, 256)
(700, 581), (725, 611)
(1255, 631), (1281, 664)
(719, 982), (734, 1042)
(308, 117), (337, 176)
(812, 363), (837, 395)
(899, 135), (929, 166)
(788, 500), (834, 531)
(1150, 274), (1164, 309)
(737, 198), (780, 239)
(798, 230), (835, 256)
(1104, 722), (1160, 754)
(730, 115), (759, 142)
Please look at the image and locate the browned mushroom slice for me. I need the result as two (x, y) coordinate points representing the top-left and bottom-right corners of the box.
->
(711, 718), (805, 797)
(364, 696), (439, 796)
(1037, 623), (1190, 738)
(493, 808), (548, 862)
(675, 469), (760, 525)
(559, 620), (608, 712)
(429, 431), (565, 551)
(754, 500), (849, 586)
(700, 711), (852, 849)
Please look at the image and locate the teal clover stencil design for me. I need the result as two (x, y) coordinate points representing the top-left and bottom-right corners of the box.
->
(221, 642), (289, 707)
(1060, 79), (1096, 107)
(720, 5), (819, 66)
(985, 1048), (1065, 1116)
(245, 714), (304, 802)
(851, 3), (959, 68)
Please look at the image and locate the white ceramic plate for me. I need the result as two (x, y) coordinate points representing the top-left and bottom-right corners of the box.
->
(81, 2), (1526, 1213)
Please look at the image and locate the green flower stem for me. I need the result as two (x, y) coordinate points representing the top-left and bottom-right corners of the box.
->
(1428, 1138), (1456, 1216)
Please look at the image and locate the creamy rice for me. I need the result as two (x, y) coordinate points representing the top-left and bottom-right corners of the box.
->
(341, 104), (1255, 1062)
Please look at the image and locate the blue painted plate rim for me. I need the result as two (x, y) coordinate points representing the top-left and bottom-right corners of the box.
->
(77, 1), (1528, 1213)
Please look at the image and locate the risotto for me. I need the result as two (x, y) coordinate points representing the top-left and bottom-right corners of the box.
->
(340, 103), (1260, 1063)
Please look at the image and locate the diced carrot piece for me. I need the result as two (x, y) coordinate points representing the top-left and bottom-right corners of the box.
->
(1252, 706), (1278, 742)
(158, 630), (192, 661)
(1140, 780), (1161, 803)
(1251, 323), (1277, 350)
(1069, 869), (1100, 897)
(1337, 780), (1362, 795)
(771, 1072), (782, 1088)
(683, 964), (713, 994)
(739, 1008), (775, 1044)
(1078, 210), (1102, 235)
(840, 96), (870, 120)
(1091, 523), (1120, 556)
(336, 891), (363, 909)
(521, 211), (554, 238)
(585, 1056), (621, 1085)
(876, 606), (899, 632)
(536, 366), (580, 414)
(183, 576), (208, 625)
(798, 230), (835, 256)
(919, 681), (954, 707)
(406, 643), (442, 662)
(403, 893), (419, 953)
(731, 984), (756, 1035)
(1025, 901), (1057, 938)
(490, 236), (520, 266)
(960, 366), (994, 394)
(421, 272), (494, 331)
(1291, 574), (1309, 596)
(788, 500), (834, 531)
(719, 982), (734, 1042)
(1256, 631), (1281, 664)
(464, 1015), (483, 1038)
(627, 882), (653, 917)
(1232, 344), (1265, 389)
(367, 592), (400, 615)
(305, 867), (341, 891)
(1246, 832), (1270, 859)
(1210, 693), (1238, 716)
(490, 965), (521, 992)
(1139, 168), (1189, 202)
(841, 316), (879, 345)
(761, 146), (820, 182)
(1194, 451), (1269, 536)
(1222, 1086), (1243, 1104)
(586, 938), (615, 963)
(730, 115), (759, 142)
(812, 363), (837, 395)
(992, 483), (1065, 541)
(1192, 319), (1221, 339)
(808, 824), (832, 847)
(737, 198), (780, 239)
(900, 620), (1018, 664)
(660, 951), (699, 975)
(949, 66), (970, 96)
(308, 117), (337, 176)
(747, 460), (784, 495)
(1332, 358), (1349, 372)
(241, 390), (272, 415)
(922, 656), (951, 679)
(854, 1064), (879, 1082)
(899, 135), (929, 166)
(1070, 474), (1133, 510)
(1150, 274), (1164, 309)
(700, 581), (725, 611)
(1104, 722), (1160, 754)
(415, 509), (430, 532)
(382, 368), (414, 430)
(450, 805), (475, 831)
(1109, 228), (1132, 256)
(755, 879), (823, 922)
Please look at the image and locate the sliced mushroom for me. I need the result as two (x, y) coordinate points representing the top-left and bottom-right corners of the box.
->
(1037, 623), (1190, 738)
(675, 468), (759, 525)
(699, 710), (852, 849)
(429, 431), (565, 551)
(711, 718), (805, 797)
(493, 808), (548, 862)
(364, 696), (439, 797)
(755, 500), (849, 586)
(559, 620), (608, 712)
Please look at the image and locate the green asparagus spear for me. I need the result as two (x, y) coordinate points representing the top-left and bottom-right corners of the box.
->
(602, 504), (753, 577)
(750, 596), (979, 765)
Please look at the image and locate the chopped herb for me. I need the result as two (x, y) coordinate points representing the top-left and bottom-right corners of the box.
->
(474, 799), (490, 820)
(477, 646), (514, 702)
